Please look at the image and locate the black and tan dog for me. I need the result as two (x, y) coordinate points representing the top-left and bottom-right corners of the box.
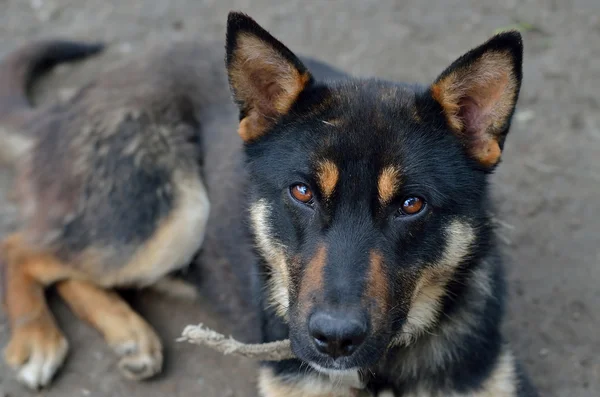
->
(0, 12), (536, 396)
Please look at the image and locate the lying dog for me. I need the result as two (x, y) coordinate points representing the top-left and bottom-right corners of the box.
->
(0, 11), (537, 396)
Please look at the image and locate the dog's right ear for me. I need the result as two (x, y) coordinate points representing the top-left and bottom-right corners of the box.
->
(226, 12), (313, 143)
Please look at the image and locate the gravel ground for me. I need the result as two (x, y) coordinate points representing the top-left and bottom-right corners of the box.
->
(0, 1), (598, 396)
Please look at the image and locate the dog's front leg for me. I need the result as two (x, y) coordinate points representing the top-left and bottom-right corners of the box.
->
(56, 279), (163, 380)
(2, 233), (69, 390)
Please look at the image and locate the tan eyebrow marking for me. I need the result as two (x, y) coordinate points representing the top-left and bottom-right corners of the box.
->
(316, 160), (339, 199)
(378, 166), (401, 205)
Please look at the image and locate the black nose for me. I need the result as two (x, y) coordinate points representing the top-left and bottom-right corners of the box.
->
(308, 311), (367, 359)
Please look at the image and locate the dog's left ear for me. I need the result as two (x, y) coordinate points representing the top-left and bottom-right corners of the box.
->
(430, 31), (523, 168)
(226, 12), (313, 143)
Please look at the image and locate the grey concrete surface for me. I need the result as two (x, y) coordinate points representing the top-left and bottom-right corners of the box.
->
(0, 1), (598, 396)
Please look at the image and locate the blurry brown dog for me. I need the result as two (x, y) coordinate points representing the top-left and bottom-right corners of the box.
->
(0, 40), (231, 389)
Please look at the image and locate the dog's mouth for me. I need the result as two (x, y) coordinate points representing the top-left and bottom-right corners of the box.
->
(308, 362), (365, 389)
(309, 361), (359, 373)
(289, 328), (384, 375)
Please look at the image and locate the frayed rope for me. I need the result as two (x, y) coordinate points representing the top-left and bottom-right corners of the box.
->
(177, 323), (295, 361)
(179, 323), (369, 394)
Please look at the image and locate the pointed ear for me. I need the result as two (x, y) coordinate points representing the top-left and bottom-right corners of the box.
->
(430, 31), (523, 168)
(226, 12), (313, 143)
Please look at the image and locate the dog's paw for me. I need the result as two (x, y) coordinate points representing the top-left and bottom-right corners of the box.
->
(4, 318), (69, 390)
(110, 318), (163, 381)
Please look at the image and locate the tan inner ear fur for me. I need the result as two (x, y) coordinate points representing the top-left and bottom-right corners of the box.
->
(230, 34), (310, 142)
(431, 51), (517, 167)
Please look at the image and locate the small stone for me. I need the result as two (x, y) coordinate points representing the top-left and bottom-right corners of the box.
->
(539, 347), (549, 357)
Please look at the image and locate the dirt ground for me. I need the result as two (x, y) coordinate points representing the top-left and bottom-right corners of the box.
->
(0, 0), (598, 396)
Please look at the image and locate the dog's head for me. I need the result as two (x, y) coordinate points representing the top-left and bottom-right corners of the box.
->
(225, 12), (522, 372)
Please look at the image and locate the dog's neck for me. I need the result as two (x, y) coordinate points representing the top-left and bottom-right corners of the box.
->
(366, 254), (505, 393)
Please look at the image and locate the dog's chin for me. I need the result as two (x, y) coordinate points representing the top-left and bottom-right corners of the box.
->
(308, 361), (359, 374)
(308, 363), (364, 389)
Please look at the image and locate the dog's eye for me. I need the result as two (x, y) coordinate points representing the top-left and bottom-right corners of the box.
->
(398, 196), (425, 216)
(290, 183), (314, 204)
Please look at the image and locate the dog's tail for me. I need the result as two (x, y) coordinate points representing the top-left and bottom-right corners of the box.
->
(0, 40), (104, 165)
(0, 40), (104, 116)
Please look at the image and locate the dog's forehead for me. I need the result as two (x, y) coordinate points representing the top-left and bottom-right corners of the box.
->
(304, 80), (421, 203)
(326, 80), (420, 121)
(309, 80), (423, 176)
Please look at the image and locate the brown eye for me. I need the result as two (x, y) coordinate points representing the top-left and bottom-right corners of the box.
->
(290, 183), (314, 204)
(400, 197), (424, 215)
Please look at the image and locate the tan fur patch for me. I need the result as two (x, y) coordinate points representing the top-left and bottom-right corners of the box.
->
(94, 175), (210, 288)
(1, 234), (82, 286)
(258, 367), (358, 397)
(392, 220), (475, 346)
(56, 279), (137, 337)
(230, 34), (310, 142)
(238, 114), (269, 143)
(386, 259), (496, 382)
(250, 199), (291, 320)
(475, 349), (518, 397)
(365, 250), (389, 326)
(471, 138), (502, 168)
(431, 51), (517, 167)
(316, 160), (339, 199)
(298, 244), (327, 314)
(378, 166), (401, 205)
(2, 235), (63, 324)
